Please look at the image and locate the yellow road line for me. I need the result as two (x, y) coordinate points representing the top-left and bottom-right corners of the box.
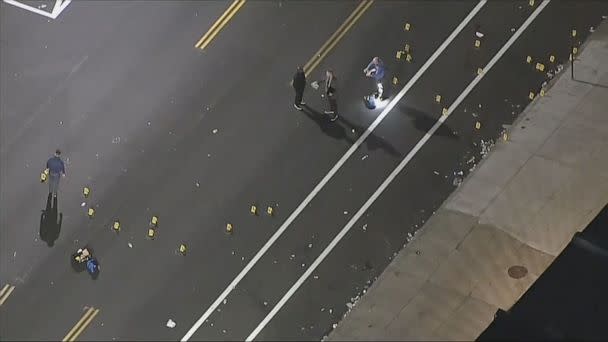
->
(195, 0), (247, 50)
(302, 0), (374, 77)
(63, 307), (100, 342)
(0, 284), (15, 306)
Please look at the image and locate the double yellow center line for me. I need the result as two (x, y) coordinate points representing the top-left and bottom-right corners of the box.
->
(63, 306), (100, 341)
(195, 0), (247, 50)
(301, 0), (374, 77)
(0, 284), (15, 306)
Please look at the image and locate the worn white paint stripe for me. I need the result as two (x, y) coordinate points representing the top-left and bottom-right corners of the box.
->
(246, 1), (550, 340)
(2, 0), (55, 18)
(181, 2), (487, 341)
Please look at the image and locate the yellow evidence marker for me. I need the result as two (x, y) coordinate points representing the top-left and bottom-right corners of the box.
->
(179, 244), (187, 254)
(435, 95), (441, 103)
(148, 228), (155, 238)
(113, 220), (120, 232)
(40, 169), (49, 182)
(475, 121), (481, 130)
(267, 206), (274, 216)
(526, 56), (532, 63)
(392, 76), (398, 85)
(226, 223), (233, 233)
(405, 54), (412, 63)
(88, 208), (95, 218)
(151, 216), (158, 226)
(404, 23), (411, 31)
(442, 108), (448, 115)
(474, 39), (480, 48)
(549, 55), (555, 63)
(83, 186), (90, 198)
(250, 205), (258, 215)
(529, 91), (535, 100)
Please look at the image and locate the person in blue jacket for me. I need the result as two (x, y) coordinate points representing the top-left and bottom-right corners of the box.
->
(46, 149), (66, 198)
(363, 57), (386, 100)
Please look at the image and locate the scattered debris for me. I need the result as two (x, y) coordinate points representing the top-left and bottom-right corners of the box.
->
(147, 121), (151, 126)
(166, 319), (176, 328)
(362, 223), (368, 231)
(453, 177), (463, 187)
(361, 154), (369, 160)
(223, 298), (227, 305)
(40, 4), (47, 9)
(467, 156), (475, 164)
(128, 242), (133, 248)
(212, 129), (218, 134)
(590, 26), (595, 33)
(329, 308), (333, 314)
(81, 202), (86, 207)
(321, 307), (325, 312)
(290, 254), (295, 260)
(263, 301), (268, 306)
(301, 263), (306, 268)
(472, 112), (479, 118)
(314, 275), (319, 279)
(510, 27), (516, 32)
(195, 182), (200, 187)
(475, 31), (484, 38)
(433, 171), (439, 175)
(308, 243), (313, 248)
(343, 211), (348, 215)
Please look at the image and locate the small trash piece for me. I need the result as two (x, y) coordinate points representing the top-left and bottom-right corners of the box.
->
(81, 202), (86, 207)
(343, 211), (348, 215)
(308, 243), (313, 248)
(128, 242), (133, 248)
(435, 94), (441, 103)
(433, 171), (439, 175)
(362, 223), (368, 231)
(311, 81), (319, 90)
(475, 31), (484, 38)
(166, 319), (176, 328)
(361, 154), (368, 160)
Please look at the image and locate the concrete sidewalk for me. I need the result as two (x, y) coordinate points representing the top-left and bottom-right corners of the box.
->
(328, 21), (608, 342)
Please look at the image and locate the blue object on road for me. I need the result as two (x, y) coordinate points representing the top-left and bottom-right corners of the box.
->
(86, 258), (99, 275)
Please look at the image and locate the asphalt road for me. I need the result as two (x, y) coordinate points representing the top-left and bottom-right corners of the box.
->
(1, 0), (606, 341)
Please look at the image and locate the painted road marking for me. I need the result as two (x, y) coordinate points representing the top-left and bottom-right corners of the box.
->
(180, 2), (487, 341)
(194, 0), (247, 50)
(246, 1), (551, 340)
(301, 0), (374, 78)
(0, 284), (15, 306)
(62, 306), (100, 342)
(2, 0), (71, 19)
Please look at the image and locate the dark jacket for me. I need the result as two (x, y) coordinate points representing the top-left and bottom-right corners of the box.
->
(293, 70), (306, 91)
(46, 156), (65, 175)
(325, 74), (337, 97)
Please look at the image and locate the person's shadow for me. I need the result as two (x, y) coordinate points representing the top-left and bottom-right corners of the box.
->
(40, 193), (62, 247)
(301, 105), (402, 158)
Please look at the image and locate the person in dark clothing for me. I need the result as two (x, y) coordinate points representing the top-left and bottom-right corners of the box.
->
(46, 149), (66, 197)
(293, 66), (306, 110)
(322, 70), (339, 122)
(363, 57), (386, 100)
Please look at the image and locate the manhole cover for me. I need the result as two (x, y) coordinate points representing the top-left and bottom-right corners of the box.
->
(508, 265), (528, 279)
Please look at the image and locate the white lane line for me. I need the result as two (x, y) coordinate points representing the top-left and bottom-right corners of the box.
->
(51, 0), (72, 18)
(2, 0), (55, 18)
(2, 0), (71, 19)
(181, 2), (487, 341)
(245, 1), (550, 340)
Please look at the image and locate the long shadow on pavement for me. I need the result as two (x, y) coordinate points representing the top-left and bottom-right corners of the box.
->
(398, 104), (459, 140)
(39, 193), (62, 247)
(301, 105), (402, 158)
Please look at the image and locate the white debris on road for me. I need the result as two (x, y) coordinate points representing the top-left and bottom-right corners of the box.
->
(362, 223), (368, 231)
(433, 171), (439, 175)
(361, 154), (368, 160)
(166, 319), (176, 328)
(212, 129), (218, 134)
(128, 242), (133, 248)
